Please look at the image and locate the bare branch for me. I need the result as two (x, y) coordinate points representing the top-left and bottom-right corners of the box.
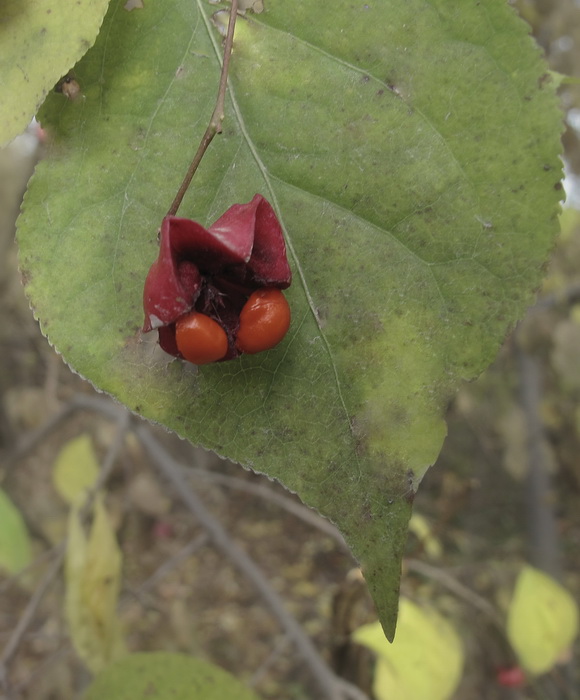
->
(0, 399), (129, 690)
(0, 544), (66, 691)
(136, 425), (370, 700)
(406, 558), (504, 630)
(183, 466), (350, 551)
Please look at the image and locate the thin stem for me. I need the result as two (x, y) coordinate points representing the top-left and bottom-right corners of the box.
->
(131, 534), (209, 598)
(136, 425), (370, 700)
(182, 466), (350, 551)
(167, 0), (239, 217)
(0, 544), (66, 690)
(1, 401), (77, 480)
(78, 410), (131, 523)
(0, 399), (128, 691)
(405, 558), (505, 630)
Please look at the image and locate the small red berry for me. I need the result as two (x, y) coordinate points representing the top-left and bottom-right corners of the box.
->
(236, 288), (291, 354)
(175, 312), (228, 365)
(496, 666), (526, 688)
(152, 520), (174, 540)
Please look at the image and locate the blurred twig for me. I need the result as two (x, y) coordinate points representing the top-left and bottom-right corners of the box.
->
(516, 343), (577, 700)
(136, 424), (370, 700)
(125, 533), (209, 603)
(78, 408), (130, 522)
(0, 395), (128, 695)
(183, 466), (350, 551)
(516, 346), (562, 579)
(533, 282), (580, 311)
(1, 392), (126, 478)
(1, 401), (76, 479)
(249, 634), (292, 689)
(3, 393), (365, 697)
(405, 558), (505, 630)
(0, 545), (62, 596)
(0, 543), (66, 694)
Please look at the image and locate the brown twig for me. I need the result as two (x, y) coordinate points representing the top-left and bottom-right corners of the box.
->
(78, 409), (131, 522)
(125, 533), (209, 602)
(1, 402), (77, 480)
(2, 392), (365, 697)
(183, 466), (351, 551)
(136, 425), (370, 700)
(0, 399), (129, 693)
(1, 393), (127, 478)
(533, 282), (580, 311)
(516, 347), (562, 577)
(0, 545), (63, 596)
(0, 543), (66, 692)
(405, 558), (505, 631)
(69, 393), (128, 421)
(249, 635), (292, 688)
(166, 0), (239, 216)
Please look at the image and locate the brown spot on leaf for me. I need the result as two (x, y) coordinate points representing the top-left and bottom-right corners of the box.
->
(538, 72), (552, 88)
(404, 469), (416, 505)
(55, 73), (82, 101)
(143, 682), (157, 697)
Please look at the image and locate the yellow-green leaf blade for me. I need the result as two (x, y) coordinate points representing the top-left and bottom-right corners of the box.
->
(53, 434), (100, 505)
(0, 0), (110, 146)
(0, 487), (32, 575)
(507, 566), (579, 675)
(354, 599), (464, 700)
(65, 495), (125, 672)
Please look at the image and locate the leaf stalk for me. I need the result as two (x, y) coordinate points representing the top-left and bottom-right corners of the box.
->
(166, 0), (239, 217)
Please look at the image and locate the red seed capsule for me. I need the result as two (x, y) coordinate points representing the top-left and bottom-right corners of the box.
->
(175, 312), (228, 365)
(236, 288), (291, 355)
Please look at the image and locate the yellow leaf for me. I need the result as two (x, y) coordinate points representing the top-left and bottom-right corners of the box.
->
(353, 599), (463, 700)
(373, 658), (410, 700)
(53, 435), (100, 505)
(65, 494), (126, 673)
(507, 566), (579, 675)
(408, 514), (442, 559)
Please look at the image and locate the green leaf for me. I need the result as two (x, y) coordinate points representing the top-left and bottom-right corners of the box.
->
(17, 0), (562, 637)
(53, 434), (100, 505)
(82, 652), (262, 700)
(0, 0), (111, 147)
(507, 565), (579, 675)
(353, 600), (464, 700)
(0, 488), (32, 575)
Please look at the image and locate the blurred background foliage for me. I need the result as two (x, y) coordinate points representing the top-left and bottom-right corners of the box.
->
(516, 0), (580, 177)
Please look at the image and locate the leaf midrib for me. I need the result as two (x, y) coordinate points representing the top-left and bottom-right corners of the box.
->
(196, 1), (362, 465)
